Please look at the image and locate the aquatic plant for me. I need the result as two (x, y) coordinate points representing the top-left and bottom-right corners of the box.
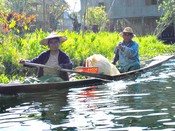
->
(0, 30), (175, 83)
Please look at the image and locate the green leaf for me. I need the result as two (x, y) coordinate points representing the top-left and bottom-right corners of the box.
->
(9, 19), (16, 28)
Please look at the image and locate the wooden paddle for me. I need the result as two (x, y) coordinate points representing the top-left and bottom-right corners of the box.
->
(23, 62), (112, 79)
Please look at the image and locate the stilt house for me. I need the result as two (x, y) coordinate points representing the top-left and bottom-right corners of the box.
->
(80, 0), (175, 43)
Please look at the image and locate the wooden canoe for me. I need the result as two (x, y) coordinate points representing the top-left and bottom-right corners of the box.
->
(0, 55), (173, 95)
(0, 78), (108, 95)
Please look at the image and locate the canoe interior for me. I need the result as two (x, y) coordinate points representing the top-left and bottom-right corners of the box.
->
(71, 55), (174, 80)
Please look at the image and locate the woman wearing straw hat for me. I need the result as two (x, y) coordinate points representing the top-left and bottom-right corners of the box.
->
(112, 27), (140, 73)
(19, 33), (73, 82)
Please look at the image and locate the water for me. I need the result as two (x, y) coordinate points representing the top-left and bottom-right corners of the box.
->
(0, 59), (175, 131)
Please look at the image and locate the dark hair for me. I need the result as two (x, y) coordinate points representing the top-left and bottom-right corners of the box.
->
(48, 37), (60, 44)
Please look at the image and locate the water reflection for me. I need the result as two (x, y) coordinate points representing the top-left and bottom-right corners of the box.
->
(58, 59), (175, 130)
(0, 59), (175, 130)
(0, 89), (69, 130)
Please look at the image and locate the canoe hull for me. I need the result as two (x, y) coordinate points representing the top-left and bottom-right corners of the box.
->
(0, 79), (107, 95)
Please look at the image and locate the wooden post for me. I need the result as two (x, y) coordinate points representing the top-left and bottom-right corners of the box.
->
(141, 17), (145, 35)
(173, 22), (175, 43)
(82, 0), (88, 37)
(43, 0), (46, 31)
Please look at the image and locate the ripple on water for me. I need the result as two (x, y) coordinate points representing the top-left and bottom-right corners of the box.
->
(1, 58), (175, 130)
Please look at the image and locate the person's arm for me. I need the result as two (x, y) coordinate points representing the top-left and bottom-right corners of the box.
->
(19, 51), (48, 67)
(28, 51), (48, 64)
(60, 60), (73, 69)
(112, 45), (119, 65)
(119, 41), (139, 59)
(123, 43), (138, 59)
(59, 51), (73, 69)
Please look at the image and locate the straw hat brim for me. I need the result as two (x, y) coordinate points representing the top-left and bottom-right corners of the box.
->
(120, 27), (136, 37)
(119, 32), (136, 37)
(40, 34), (67, 45)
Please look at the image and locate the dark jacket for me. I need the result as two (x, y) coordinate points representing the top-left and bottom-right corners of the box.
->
(26, 50), (73, 81)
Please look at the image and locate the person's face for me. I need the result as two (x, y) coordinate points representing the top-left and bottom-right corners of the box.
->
(122, 32), (133, 42)
(48, 38), (60, 50)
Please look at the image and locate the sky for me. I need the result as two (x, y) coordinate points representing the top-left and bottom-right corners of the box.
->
(65, 0), (81, 12)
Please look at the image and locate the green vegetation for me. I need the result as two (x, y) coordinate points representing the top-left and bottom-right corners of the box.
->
(0, 1), (174, 84)
(85, 6), (108, 31)
(155, 0), (175, 36)
(0, 30), (174, 83)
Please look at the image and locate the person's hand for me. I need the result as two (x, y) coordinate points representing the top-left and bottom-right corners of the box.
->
(57, 65), (62, 71)
(19, 59), (26, 64)
(112, 61), (116, 65)
(117, 42), (124, 51)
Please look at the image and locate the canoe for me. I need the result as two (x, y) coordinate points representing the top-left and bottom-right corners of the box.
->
(0, 78), (107, 95)
(0, 55), (173, 95)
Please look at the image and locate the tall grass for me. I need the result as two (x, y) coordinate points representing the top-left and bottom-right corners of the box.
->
(0, 30), (174, 83)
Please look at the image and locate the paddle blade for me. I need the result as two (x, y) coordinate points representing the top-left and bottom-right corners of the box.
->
(76, 67), (99, 73)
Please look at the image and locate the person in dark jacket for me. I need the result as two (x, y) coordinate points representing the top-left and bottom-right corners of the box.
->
(19, 33), (73, 81)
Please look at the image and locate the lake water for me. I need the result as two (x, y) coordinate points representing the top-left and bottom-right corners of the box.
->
(0, 58), (175, 131)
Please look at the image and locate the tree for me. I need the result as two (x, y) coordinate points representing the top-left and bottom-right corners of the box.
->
(1, 0), (69, 31)
(47, 1), (69, 31)
(154, 0), (175, 37)
(69, 13), (81, 32)
(85, 6), (108, 32)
